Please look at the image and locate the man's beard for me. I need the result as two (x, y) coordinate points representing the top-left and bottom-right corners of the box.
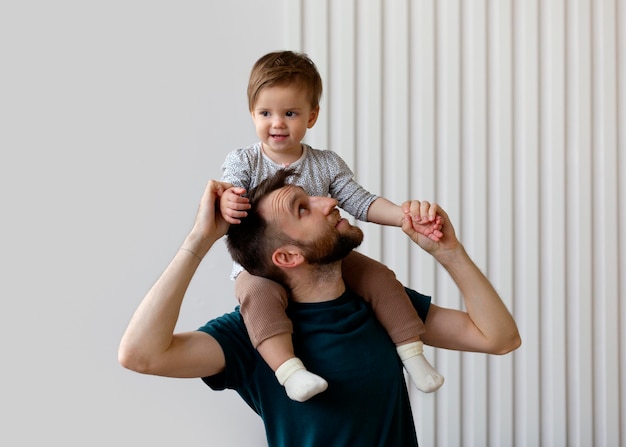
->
(300, 223), (364, 265)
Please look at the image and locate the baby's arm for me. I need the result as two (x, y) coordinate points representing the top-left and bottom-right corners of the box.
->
(366, 197), (406, 226)
(219, 186), (251, 224)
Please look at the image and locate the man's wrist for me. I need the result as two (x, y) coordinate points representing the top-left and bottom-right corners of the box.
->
(179, 247), (203, 262)
(433, 243), (466, 267)
(182, 233), (215, 260)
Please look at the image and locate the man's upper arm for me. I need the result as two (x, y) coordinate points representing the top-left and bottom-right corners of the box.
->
(420, 305), (489, 352)
(393, 288), (491, 352)
(152, 331), (226, 378)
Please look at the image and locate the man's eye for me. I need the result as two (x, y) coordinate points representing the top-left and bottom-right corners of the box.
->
(299, 207), (307, 215)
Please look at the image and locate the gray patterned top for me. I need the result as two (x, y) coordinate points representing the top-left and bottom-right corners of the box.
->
(221, 142), (378, 221)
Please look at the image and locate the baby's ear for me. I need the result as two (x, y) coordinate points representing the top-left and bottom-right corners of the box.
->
(307, 106), (320, 128)
(272, 245), (305, 268)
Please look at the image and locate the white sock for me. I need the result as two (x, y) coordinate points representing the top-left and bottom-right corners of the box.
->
(397, 341), (444, 393)
(275, 357), (328, 402)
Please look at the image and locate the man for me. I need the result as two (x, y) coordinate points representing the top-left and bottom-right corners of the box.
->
(119, 170), (521, 446)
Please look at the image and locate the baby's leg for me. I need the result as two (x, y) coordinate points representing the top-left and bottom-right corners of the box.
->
(236, 271), (327, 401)
(342, 251), (444, 393)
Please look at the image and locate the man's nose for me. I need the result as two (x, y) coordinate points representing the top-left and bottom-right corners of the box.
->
(311, 196), (338, 214)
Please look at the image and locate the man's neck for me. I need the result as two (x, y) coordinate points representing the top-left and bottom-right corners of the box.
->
(287, 263), (346, 303)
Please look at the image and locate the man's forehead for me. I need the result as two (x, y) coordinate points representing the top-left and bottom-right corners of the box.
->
(259, 184), (307, 219)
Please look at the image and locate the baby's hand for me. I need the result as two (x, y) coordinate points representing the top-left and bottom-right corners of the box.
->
(219, 186), (251, 224)
(401, 200), (444, 241)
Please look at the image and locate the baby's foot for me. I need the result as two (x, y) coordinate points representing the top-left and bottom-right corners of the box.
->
(276, 357), (328, 402)
(397, 341), (444, 393)
(283, 369), (328, 402)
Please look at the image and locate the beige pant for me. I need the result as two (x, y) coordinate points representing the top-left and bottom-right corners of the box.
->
(236, 250), (425, 348)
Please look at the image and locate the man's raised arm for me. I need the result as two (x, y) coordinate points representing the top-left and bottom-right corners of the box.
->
(118, 180), (232, 378)
(401, 201), (521, 355)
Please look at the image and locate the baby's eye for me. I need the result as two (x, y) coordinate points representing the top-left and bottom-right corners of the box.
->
(259, 111), (270, 117)
(286, 111), (297, 117)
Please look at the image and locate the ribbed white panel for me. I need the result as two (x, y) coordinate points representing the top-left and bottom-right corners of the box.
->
(302, 0), (329, 150)
(618, 1), (626, 444)
(513, 2), (543, 447)
(287, 1), (625, 445)
(409, 3), (439, 446)
(591, 1), (621, 446)
(539, 1), (568, 445)
(435, 2), (464, 446)
(461, 0), (489, 446)
(565, 1), (595, 444)
(487, 2), (517, 446)
(355, 0), (384, 260)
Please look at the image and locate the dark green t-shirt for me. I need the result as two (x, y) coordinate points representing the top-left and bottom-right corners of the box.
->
(199, 287), (431, 447)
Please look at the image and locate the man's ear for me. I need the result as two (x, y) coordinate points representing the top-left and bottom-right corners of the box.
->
(272, 245), (305, 269)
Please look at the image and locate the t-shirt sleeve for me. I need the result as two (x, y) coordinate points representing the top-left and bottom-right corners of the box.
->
(196, 309), (256, 390)
(404, 288), (431, 322)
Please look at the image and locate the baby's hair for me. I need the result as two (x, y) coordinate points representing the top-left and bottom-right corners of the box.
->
(247, 50), (323, 112)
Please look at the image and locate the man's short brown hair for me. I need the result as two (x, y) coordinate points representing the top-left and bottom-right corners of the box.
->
(226, 169), (298, 285)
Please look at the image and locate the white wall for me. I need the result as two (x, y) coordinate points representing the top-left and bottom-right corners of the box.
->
(2, 1), (624, 447)
(1, 1), (282, 446)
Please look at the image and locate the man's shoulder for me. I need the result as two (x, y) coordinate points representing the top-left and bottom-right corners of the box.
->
(403, 287), (432, 322)
(197, 307), (259, 385)
(197, 307), (248, 343)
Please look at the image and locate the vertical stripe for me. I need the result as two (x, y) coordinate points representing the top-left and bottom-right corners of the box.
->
(381, 0), (411, 281)
(591, 1), (621, 446)
(513, 1), (542, 445)
(409, 2), (439, 445)
(566, 0), (595, 445)
(302, 0), (329, 150)
(355, 0), (384, 259)
(539, 0), (568, 444)
(461, 1), (489, 446)
(435, 2), (463, 446)
(617, 0), (626, 442)
(487, 1), (516, 445)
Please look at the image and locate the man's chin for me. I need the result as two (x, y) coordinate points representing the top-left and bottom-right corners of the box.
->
(345, 225), (364, 247)
(303, 225), (364, 265)
(329, 229), (364, 262)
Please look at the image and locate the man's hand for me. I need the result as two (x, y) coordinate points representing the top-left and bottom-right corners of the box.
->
(219, 186), (251, 224)
(184, 180), (232, 257)
(401, 200), (460, 255)
(401, 200), (443, 240)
